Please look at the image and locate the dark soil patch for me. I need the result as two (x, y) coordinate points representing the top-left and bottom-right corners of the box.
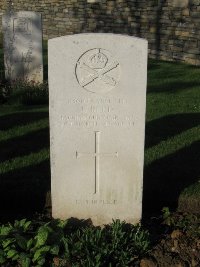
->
(140, 231), (200, 267)
(139, 212), (200, 267)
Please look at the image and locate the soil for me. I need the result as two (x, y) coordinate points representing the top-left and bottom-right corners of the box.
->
(138, 212), (200, 267)
(140, 232), (200, 267)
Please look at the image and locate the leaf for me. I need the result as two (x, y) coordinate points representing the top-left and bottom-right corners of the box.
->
(162, 207), (171, 220)
(2, 238), (15, 249)
(15, 234), (28, 250)
(0, 226), (12, 236)
(57, 219), (68, 229)
(27, 238), (34, 250)
(62, 237), (69, 253)
(35, 226), (49, 248)
(50, 244), (59, 255)
(20, 253), (31, 267)
(37, 257), (46, 266)
(12, 253), (19, 261)
(14, 220), (20, 228)
(6, 249), (18, 259)
(19, 219), (27, 228)
(21, 258), (31, 267)
(24, 221), (32, 231)
(33, 245), (50, 262)
(0, 254), (6, 264)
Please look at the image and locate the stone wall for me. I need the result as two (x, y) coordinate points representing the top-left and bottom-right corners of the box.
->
(0, 0), (200, 65)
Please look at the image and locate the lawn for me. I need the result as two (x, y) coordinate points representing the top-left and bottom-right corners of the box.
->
(0, 41), (199, 221)
(144, 59), (200, 215)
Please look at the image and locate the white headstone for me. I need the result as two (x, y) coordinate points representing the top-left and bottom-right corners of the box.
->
(49, 34), (148, 226)
(2, 11), (43, 83)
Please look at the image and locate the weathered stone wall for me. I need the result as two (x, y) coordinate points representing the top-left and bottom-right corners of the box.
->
(0, 0), (200, 65)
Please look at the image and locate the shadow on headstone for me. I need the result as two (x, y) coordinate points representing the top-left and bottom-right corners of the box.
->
(66, 218), (93, 230)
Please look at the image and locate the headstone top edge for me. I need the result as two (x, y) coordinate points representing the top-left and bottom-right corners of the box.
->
(48, 33), (148, 45)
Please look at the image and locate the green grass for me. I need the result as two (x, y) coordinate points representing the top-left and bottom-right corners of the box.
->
(0, 105), (50, 220)
(144, 59), (200, 214)
(0, 40), (199, 219)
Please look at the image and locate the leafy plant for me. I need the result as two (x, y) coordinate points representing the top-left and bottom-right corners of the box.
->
(0, 218), (69, 267)
(0, 218), (151, 266)
(31, 219), (68, 266)
(66, 220), (150, 266)
(0, 79), (49, 105)
(10, 80), (49, 105)
(0, 219), (32, 266)
(0, 79), (11, 104)
(161, 207), (173, 226)
(161, 208), (200, 238)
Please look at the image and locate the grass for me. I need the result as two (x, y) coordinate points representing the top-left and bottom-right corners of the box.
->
(0, 105), (50, 221)
(144, 59), (200, 214)
(0, 41), (199, 220)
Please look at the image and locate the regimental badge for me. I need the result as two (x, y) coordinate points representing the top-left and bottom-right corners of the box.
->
(75, 48), (120, 94)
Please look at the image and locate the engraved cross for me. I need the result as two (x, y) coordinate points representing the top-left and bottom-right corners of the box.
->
(76, 131), (118, 194)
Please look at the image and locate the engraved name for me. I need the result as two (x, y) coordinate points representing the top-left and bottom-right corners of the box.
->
(61, 115), (134, 128)
(67, 98), (127, 104)
(61, 97), (135, 128)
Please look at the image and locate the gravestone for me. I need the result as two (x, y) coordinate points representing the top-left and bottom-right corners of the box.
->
(2, 11), (43, 83)
(49, 34), (148, 225)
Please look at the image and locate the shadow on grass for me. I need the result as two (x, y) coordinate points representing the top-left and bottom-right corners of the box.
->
(148, 59), (200, 72)
(145, 113), (200, 149)
(0, 108), (50, 221)
(0, 127), (49, 162)
(147, 59), (200, 93)
(143, 140), (200, 215)
(43, 40), (48, 81)
(0, 111), (48, 131)
(147, 80), (200, 93)
(0, 159), (50, 222)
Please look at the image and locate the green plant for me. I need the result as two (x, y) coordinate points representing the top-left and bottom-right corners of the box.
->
(9, 80), (49, 105)
(64, 226), (104, 267)
(161, 208), (200, 238)
(0, 218), (150, 266)
(161, 207), (173, 226)
(0, 79), (11, 104)
(66, 220), (150, 266)
(107, 220), (150, 265)
(31, 219), (68, 266)
(0, 219), (32, 266)
(0, 218), (69, 267)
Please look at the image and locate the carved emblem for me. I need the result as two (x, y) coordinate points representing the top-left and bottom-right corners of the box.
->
(75, 48), (120, 94)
